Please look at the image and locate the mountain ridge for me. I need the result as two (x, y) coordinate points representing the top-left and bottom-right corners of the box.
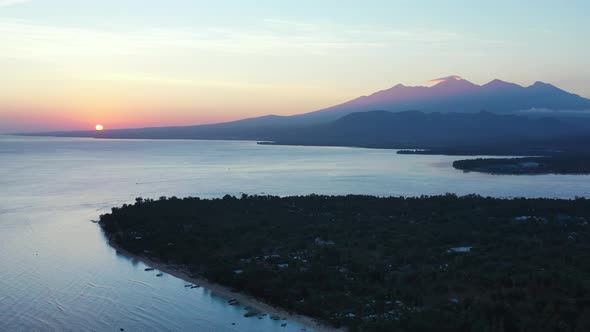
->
(298, 77), (590, 121)
(19, 77), (590, 155)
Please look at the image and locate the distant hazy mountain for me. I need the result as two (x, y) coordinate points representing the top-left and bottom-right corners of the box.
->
(32, 109), (590, 155)
(23, 76), (590, 155)
(297, 76), (590, 121)
(35, 114), (296, 140)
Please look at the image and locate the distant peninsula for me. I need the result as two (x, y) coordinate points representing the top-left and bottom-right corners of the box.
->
(396, 152), (590, 175)
(99, 194), (590, 331)
(451, 156), (590, 175)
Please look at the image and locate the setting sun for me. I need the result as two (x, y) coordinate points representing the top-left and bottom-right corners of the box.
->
(95, 124), (104, 131)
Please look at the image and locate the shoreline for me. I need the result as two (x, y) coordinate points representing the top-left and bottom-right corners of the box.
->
(106, 237), (343, 332)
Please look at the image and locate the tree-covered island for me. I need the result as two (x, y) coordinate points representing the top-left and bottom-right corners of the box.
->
(99, 194), (590, 331)
(452, 156), (590, 175)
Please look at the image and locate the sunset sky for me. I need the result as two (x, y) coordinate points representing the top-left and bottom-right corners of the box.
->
(1, 0), (589, 132)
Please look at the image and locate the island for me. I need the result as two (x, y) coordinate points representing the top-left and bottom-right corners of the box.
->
(99, 194), (590, 331)
(452, 156), (590, 175)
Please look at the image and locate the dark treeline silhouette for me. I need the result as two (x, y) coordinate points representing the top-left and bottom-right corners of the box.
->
(453, 156), (590, 174)
(100, 194), (590, 332)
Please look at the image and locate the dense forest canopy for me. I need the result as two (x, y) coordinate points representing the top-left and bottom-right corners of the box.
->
(100, 194), (590, 332)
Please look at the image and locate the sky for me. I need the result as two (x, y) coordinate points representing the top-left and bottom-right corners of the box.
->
(1, 0), (589, 132)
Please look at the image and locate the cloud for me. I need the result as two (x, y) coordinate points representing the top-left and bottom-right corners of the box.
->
(94, 73), (279, 89)
(0, 0), (32, 7)
(0, 17), (490, 61)
(0, 19), (389, 59)
(427, 75), (464, 86)
(0, 17), (503, 92)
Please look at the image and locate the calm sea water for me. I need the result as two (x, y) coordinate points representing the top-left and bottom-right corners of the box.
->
(1, 135), (589, 332)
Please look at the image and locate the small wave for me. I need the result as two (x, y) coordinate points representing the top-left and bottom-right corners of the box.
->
(83, 294), (117, 305)
(86, 282), (111, 290)
(127, 279), (152, 287)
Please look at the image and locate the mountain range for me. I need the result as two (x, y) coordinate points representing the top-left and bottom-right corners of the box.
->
(24, 76), (590, 155)
(301, 76), (590, 121)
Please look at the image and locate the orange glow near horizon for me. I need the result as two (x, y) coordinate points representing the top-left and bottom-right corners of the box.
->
(0, 100), (307, 133)
(1, 2), (589, 134)
(0, 82), (348, 132)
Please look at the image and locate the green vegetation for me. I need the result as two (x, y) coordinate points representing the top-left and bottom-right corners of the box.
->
(99, 194), (590, 331)
(453, 156), (590, 175)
